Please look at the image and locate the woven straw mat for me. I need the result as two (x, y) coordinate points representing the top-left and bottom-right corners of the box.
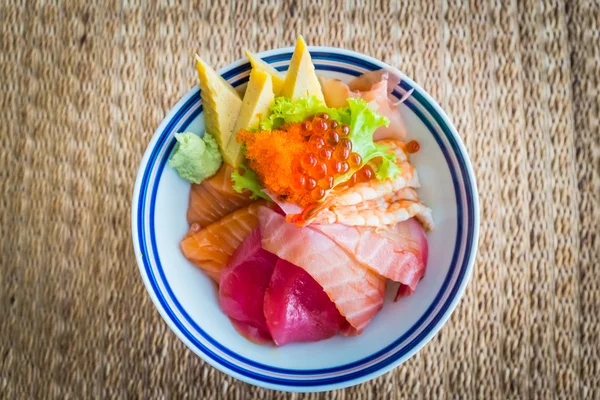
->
(1, 0), (599, 399)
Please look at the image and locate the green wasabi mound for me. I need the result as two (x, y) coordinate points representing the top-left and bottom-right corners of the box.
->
(168, 132), (222, 184)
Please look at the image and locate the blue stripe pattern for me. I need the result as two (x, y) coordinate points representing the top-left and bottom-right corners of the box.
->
(134, 50), (476, 388)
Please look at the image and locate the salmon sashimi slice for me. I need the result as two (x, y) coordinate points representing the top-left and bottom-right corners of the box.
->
(180, 201), (267, 281)
(187, 164), (253, 227)
(315, 218), (428, 291)
(258, 207), (386, 334)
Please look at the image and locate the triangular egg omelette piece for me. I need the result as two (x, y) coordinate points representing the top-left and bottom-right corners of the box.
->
(227, 69), (275, 166)
(195, 54), (243, 166)
(280, 36), (324, 102)
(246, 51), (285, 96)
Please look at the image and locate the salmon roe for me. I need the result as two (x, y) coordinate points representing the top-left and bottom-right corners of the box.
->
(241, 116), (377, 206)
(286, 115), (375, 203)
(406, 140), (420, 154)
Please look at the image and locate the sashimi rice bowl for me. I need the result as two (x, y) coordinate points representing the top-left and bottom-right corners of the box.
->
(132, 37), (479, 391)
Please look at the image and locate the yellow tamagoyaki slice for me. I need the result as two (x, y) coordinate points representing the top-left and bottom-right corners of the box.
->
(227, 69), (275, 166)
(280, 36), (324, 102)
(245, 51), (285, 96)
(195, 54), (243, 166)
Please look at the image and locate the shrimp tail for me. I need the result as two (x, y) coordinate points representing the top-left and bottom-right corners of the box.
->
(286, 196), (337, 227)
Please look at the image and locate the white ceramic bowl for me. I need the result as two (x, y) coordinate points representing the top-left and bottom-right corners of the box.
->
(131, 46), (479, 392)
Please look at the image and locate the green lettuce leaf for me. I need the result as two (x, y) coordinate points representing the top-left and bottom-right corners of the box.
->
(231, 164), (271, 201)
(371, 143), (401, 180)
(256, 96), (400, 186)
(335, 98), (400, 183)
(259, 96), (350, 130)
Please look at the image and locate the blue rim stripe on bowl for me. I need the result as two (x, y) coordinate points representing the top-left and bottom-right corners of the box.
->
(137, 57), (474, 382)
(134, 49), (477, 388)
(153, 76), (466, 376)
(144, 74), (463, 376)
(139, 97), (468, 384)
(147, 89), (464, 380)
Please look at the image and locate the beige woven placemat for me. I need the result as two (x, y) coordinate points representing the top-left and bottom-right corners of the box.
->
(1, 0), (598, 398)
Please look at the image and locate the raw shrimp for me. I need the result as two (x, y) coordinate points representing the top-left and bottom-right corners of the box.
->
(351, 188), (419, 209)
(286, 140), (422, 226)
(331, 162), (419, 207)
(328, 140), (417, 206)
(311, 195), (434, 230)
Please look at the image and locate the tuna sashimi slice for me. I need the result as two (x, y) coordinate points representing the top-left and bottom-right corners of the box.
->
(187, 164), (253, 227)
(180, 201), (268, 281)
(219, 228), (278, 344)
(258, 207), (386, 335)
(264, 259), (346, 346)
(315, 218), (428, 292)
(229, 320), (273, 345)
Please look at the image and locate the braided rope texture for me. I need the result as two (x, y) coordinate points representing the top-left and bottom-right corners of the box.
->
(1, 0), (598, 398)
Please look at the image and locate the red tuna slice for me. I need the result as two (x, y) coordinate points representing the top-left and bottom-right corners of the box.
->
(258, 207), (386, 335)
(219, 227), (278, 344)
(264, 259), (347, 346)
(228, 319), (273, 345)
(315, 218), (428, 293)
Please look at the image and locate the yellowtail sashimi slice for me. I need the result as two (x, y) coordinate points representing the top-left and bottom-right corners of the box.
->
(315, 218), (428, 290)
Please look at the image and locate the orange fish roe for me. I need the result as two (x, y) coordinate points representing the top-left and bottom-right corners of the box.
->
(238, 124), (313, 206)
(239, 114), (372, 207)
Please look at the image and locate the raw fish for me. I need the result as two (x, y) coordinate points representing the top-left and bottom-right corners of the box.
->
(264, 259), (346, 346)
(187, 164), (253, 227)
(315, 218), (428, 291)
(219, 228), (278, 344)
(319, 76), (357, 108)
(360, 78), (408, 140)
(258, 207), (385, 334)
(319, 72), (408, 140)
(180, 201), (267, 281)
(348, 70), (401, 93)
